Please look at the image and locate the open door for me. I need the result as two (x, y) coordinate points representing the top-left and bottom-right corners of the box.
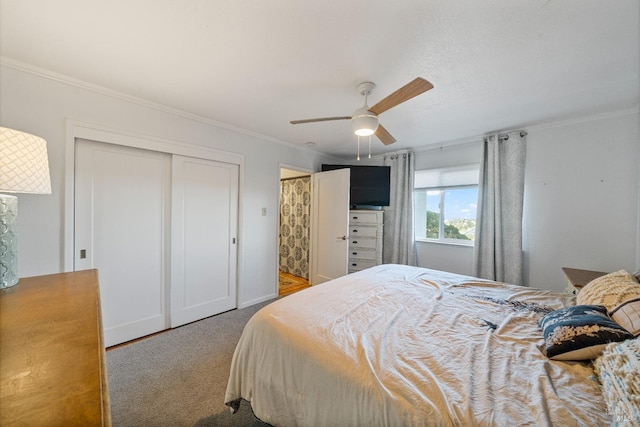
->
(310, 168), (350, 285)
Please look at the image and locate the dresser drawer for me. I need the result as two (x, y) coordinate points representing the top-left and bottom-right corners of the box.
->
(349, 211), (381, 224)
(349, 248), (376, 261)
(349, 237), (377, 250)
(349, 226), (378, 238)
(348, 259), (377, 271)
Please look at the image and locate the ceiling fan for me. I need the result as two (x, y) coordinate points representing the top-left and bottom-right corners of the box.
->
(290, 77), (434, 146)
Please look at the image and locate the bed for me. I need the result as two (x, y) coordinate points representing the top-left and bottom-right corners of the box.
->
(225, 264), (639, 426)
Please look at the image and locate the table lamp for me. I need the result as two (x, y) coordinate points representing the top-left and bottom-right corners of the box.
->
(0, 127), (51, 288)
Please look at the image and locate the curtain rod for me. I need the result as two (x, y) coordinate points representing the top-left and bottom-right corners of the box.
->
(484, 130), (528, 142)
(280, 175), (311, 182)
(384, 150), (412, 160)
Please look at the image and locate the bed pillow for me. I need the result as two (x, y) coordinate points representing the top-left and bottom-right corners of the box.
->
(539, 305), (633, 361)
(593, 336), (640, 426)
(577, 270), (640, 311)
(610, 297), (640, 337)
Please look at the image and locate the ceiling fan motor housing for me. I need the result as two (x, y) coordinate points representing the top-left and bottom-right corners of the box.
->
(352, 81), (379, 135)
(352, 107), (379, 136)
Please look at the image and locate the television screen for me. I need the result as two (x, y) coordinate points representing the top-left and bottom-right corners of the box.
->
(321, 165), (391, 208)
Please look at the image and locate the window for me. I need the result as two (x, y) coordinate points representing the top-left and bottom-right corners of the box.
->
(414, 164), (479, 245)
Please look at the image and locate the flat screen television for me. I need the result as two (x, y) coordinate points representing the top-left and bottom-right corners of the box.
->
(321, 164), (391, 208)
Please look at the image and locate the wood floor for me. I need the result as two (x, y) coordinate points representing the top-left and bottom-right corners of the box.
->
(278, 271), (311, 296)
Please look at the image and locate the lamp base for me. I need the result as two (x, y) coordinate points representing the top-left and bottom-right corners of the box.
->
(0, 194), (18, 288)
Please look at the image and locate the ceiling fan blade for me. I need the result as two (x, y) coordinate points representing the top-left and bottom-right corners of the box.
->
(375, 124), (396, 145)
(290, 116), (351, 125)
(369, 77), (434, 115)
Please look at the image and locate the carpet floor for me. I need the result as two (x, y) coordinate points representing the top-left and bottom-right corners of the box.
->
(106, 300), (274, 426)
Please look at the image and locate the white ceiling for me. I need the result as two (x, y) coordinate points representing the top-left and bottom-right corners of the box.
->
(1, 1), (638, 160)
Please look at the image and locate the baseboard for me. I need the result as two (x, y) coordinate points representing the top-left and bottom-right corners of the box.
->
(239, 293), (277, 309)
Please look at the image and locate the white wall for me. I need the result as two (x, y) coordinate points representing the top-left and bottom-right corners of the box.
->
(412, 110), (640, 291)
(0, 64), (340, 307)
(523, 111), (640, 290)
(3, 63), (638, 297)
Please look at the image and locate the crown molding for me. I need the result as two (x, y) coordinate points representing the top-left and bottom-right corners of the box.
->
(3, 57), (637, 161)
(0, 56), (326, 157)
(412, 104), (640, 154)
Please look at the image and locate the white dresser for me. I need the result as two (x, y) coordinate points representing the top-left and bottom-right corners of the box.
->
(348, 209), (384, 273)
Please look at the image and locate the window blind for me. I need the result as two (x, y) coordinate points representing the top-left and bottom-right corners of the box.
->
(414, 164), (480, 189)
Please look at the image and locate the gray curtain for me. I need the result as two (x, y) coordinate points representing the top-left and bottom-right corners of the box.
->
(280, 177), (311, 279)
(383, 151), (416, 266)
(473, 131), (526, 284)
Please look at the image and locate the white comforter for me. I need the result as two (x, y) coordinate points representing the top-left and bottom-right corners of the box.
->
(225, 264), (609, 426)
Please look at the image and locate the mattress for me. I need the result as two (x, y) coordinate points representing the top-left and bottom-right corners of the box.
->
(225, 264), (609, 426)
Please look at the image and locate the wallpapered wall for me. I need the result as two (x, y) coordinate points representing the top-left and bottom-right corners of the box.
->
(279, 177), (311, 279)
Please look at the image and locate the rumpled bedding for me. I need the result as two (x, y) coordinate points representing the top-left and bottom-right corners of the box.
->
(225, 264), (609, 426)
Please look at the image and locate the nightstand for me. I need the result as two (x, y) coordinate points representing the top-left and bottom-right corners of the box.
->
(561, 267), (608, 294)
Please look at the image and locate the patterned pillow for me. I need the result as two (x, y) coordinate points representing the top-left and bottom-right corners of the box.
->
(577, 270), (640, 311)
(539, 305), (633, 361)
(593, 337), (640, 426)
(610, 298), (640, 337)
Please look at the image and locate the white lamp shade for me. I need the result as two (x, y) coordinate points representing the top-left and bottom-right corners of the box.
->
(0, 127), (52, 194)
(351, 107), (379, 136)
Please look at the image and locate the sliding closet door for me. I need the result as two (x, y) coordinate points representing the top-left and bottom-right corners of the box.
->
(75, 140), (170, 347)
(170, 156), (238, 327)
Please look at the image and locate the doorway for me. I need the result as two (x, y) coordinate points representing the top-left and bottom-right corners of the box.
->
(279, 168), (311, 295)
(277, 166), (351, 295)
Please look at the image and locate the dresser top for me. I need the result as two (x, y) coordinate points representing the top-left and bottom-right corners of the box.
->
(0, 269), (110, 426)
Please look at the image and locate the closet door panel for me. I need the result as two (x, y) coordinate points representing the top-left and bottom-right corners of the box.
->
(75, 140), (170, 347)
(171, 156), (238, 327)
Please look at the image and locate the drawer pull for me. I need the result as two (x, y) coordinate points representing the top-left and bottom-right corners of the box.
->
(352, 229), (358, 233)
(352, 252), (358, 255)
(352, 263), (357, 266)
(353, 241), (358, 244)
(353, 216), (358, 220)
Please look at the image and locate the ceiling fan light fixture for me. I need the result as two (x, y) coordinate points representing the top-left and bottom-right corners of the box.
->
(351, 107), (379, 136)
(290, 78), (433, 150)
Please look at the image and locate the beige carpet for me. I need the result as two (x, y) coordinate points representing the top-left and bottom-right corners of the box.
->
(106, 300), (274, 426)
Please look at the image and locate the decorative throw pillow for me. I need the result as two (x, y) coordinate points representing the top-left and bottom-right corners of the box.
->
(593, 336), (640, 426)
(539, 305), (633, 361)
(577, 270), (640, 311)
(610, 297), (640, 337)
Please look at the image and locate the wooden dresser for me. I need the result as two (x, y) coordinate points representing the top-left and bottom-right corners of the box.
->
(0, 269), (111, 426)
